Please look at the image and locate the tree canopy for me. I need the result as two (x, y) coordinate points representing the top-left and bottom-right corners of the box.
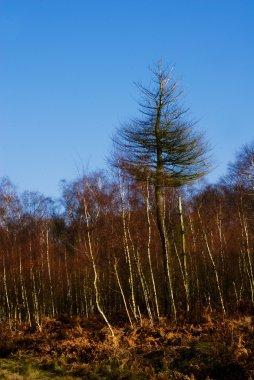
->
(113, 63), (210, 188)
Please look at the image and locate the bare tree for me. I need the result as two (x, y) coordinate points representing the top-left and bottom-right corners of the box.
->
(224, 141), (254, 191)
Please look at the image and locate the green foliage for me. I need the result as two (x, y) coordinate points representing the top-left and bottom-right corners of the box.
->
(113, 63), (210, 187)
(0, 358), (72, 379)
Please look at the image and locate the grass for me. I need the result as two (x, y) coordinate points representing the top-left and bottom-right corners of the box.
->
(0, 357), (81, 379)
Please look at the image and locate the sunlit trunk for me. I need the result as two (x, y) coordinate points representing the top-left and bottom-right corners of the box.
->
(119, 171), (138, 320)
(155, 185), (176, 319)
(198, 209), (226, 315)
(145, 181), (160, 319)
(178, 195), (190, 313)
(45, 229), (55, 316)
(84, 198), (114, 337)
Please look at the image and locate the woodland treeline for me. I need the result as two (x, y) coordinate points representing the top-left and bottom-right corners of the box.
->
(0, 140), (253, 328)
(1, 64), (254, 330)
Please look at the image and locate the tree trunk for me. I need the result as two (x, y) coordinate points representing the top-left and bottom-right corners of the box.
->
(178, 195), (190, 313)
(146, 181), (160, 319)
(155, 185), (176, 319)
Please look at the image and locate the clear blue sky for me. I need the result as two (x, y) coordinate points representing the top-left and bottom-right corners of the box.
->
(1, 0), (253, 198)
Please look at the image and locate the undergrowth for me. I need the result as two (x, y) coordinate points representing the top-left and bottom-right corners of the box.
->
(0, 314), (253, 379)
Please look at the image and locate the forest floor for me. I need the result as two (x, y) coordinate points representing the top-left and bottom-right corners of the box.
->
(0, 313), (254, 380)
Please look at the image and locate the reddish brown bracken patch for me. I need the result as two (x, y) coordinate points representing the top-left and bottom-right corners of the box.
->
(0, 314), (254, 379)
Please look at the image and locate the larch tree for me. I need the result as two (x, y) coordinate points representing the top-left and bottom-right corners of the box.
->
(112, 63), (210, 317)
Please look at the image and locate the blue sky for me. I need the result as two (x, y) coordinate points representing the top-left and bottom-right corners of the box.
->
(1, 0), (253, 197)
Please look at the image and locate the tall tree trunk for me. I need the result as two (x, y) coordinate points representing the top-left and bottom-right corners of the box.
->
(155, 185), (176, 319)
(114, 258), (133, 327)
(198, 209), (226, 315)
(45, 229), (55, 316)
(119, 171), (138, 320)
(3, 257), (11, 327)
(19, 253), (31, 326)
(146, 181), (160, 319)
(238, 202), (254, 302)
(84, 200), (114, 337)
(178, 195), (190, 313)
